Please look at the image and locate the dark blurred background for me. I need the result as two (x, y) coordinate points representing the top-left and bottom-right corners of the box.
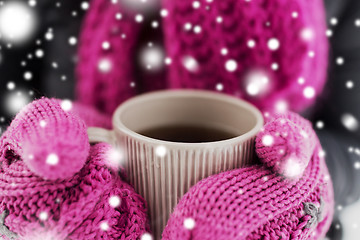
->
(0, 0), (360, 239)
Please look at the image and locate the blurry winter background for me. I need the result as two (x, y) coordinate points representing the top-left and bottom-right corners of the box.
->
(0, 0), (360, 239)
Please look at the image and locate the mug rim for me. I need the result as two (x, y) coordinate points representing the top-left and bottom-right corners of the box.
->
(112, 89), (264, 148)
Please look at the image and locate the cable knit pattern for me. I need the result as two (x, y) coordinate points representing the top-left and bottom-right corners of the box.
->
(163, 0), (328, 112)
(77, 0), (141, 114)
(76, 0), (328, 114)
(0, 98), (149, 240)
(162, 112), (334, 239)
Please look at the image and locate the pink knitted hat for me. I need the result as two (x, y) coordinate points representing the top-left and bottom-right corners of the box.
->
(0, 98), (149, 239)
(163, 112), (334, 239)
(77, 0), (328, 114)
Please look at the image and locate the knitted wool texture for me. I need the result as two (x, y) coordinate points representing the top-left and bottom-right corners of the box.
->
(162, 112), (334, 240)
(0, 98), (149, 240)
(76, 0), (328, 115)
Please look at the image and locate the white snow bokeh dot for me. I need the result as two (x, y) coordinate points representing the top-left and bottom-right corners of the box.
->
(303, 86), (315, 99)
(39, 211), (48, 221)
(283, 158), (303, 179)
(60, 99), (73, 111)
(183, 218), (196, 230)
(346, 81), (354, 89)
(155, 145), (167, 157)
(81, 1), (89, 10)
(46, 153), (59, 165)
(244, 70), (270, 97)
(106, 147), (125, 169)
(182, 56), (199, 72)
(267, 38), (280, 51)
(216, 83), (224, 91)
(247, 39), (256, 48)
(336, 57), (345, 65)
(98, 58), (112, 73)
(0, 1), (38, 44)
(225, 59), (237, 72)
(7, 82), (15, 90)
(109, 195), (121, 208)
(262, 135), (274, 146)
(341, 113), (359, 132)
(135, 14), (144, 23)
(300, 28), (314, 41)
(316, 121), (324, 129)
(141, 233), (153, 240)
(275, 100), (288, 113)
(69, 36), (77, 45)
(5, 91), (31, 115)
(330, 17), (338, 26)
(100, 221), (109, 231)
(139, 45), (165, 71)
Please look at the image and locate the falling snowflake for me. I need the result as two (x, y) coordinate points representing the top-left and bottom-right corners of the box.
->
(303, 86), (315, 99)
(106, 146), (124, 169)
(247, 39), (256, 48)
(7, 82), (15, 90)
(135, 14), (144, 23)
(140, 45), (165, 71)
(355, 19), (360, 27)
(267, 38), (280, 51)
(283, 158), (303, 178)
(244, 70), (270, 96)
(0, 1), (38, 44)
(68, 36), (77, 46)
(326, 29), (333, 37)
(225, 59), (237, 72)
(60, 99), (72, 111)
(216, 83), (224, 91)
(182, 56), (199, 72)
(160, 9), (168, 17)
(39, 211), (48, 221)
(102, 41), (110, 50)
(336, 57), (345, 65)
(193, 25), (202, 34)
(262, 135), (274, 146)
(109, 195), (121, 208)
(98, 58), (112, 73)
(301, 28), (314, 41)
(46, 153), (59, 165)
(316, 121), (324, 129)
(81, 2), (89, 10)
(341, 113), (359, 131)
(346, 80), (354, 89)
(155, 145), (167, 157)
(141, 233), (153, 240)
(24, 71), (33, 81)
(183, 218), (196, 230)
(39, 120), (47, 128)
(220, 48), (228, 55)
(192, 1), (200, 9)
(100, 221), (109, 231)
(5, 91), (31, 115)
(330, 17), (338, 26)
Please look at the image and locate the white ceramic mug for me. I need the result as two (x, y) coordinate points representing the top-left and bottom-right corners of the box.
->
(87, 90), (263, 239)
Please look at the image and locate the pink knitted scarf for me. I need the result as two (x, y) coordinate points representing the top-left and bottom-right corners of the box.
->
(0, 99), (149, 240)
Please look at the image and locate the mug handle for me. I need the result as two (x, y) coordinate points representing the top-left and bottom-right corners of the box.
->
(87, 127), (117, 146)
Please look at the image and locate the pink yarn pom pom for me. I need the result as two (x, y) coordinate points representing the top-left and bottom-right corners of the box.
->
(255, 112), (316, 179)
(10, 98), (90, 180)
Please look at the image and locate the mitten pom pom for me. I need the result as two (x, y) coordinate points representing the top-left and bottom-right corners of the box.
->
(18, 98), (90, 180)
(255, 115), (313, 179)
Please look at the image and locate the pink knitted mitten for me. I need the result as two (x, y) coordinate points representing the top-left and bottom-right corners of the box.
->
(162, 112), (334, 240)
(0, 98), (149, 240)
(77, 0), (328, 114)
